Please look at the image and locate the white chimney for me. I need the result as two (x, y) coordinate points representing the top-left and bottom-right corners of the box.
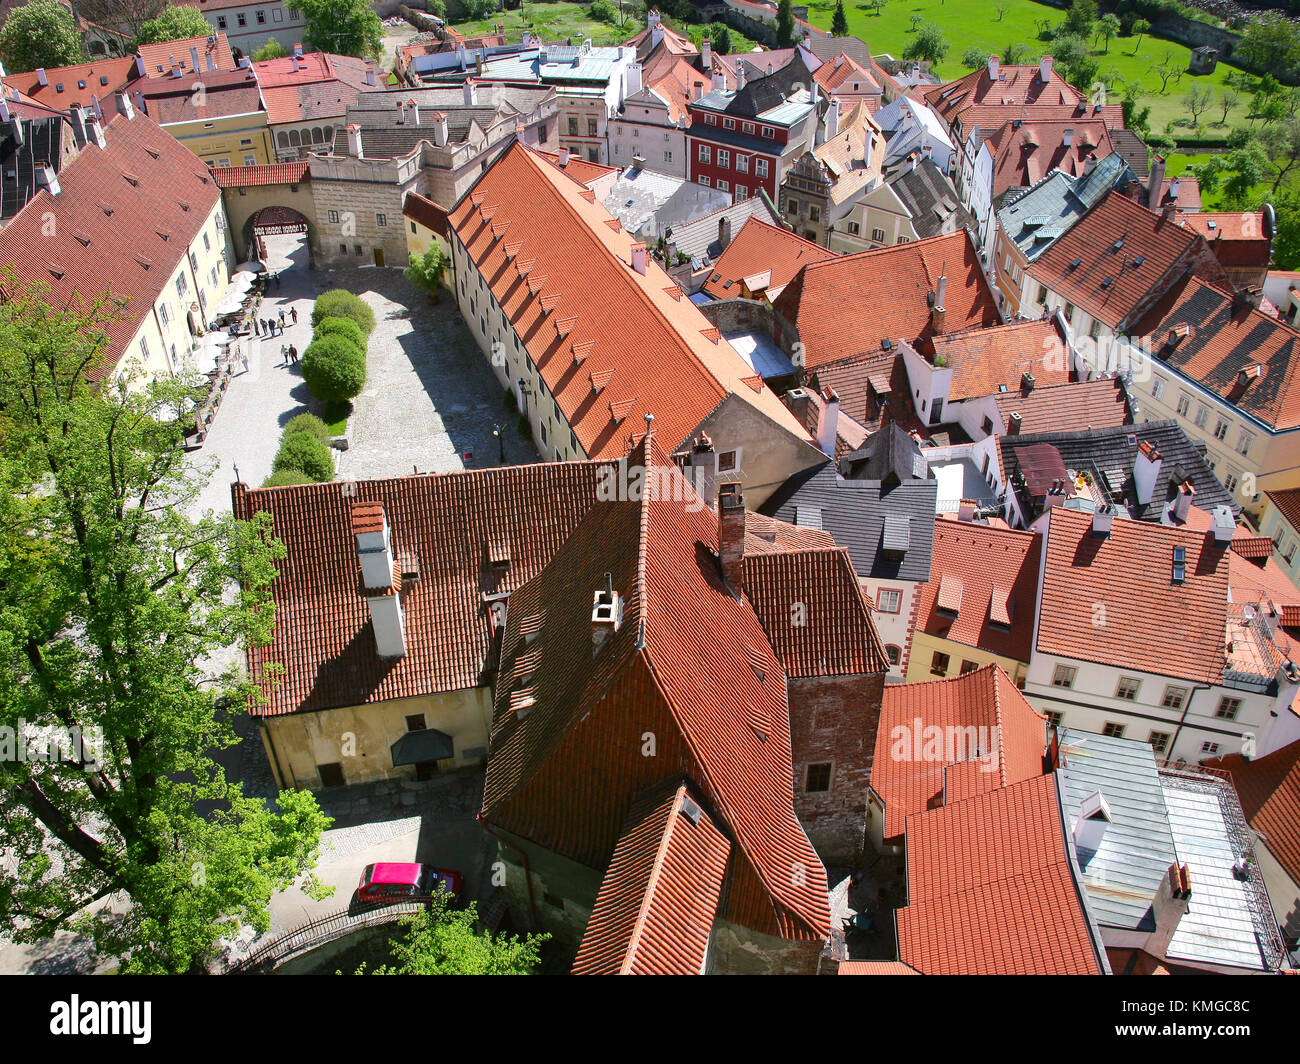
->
(702, 39), (711, 68)
(463, 79), (478, 106)
(115, 92), (134, 120)
(935, 273), (947, 310)
(366, 590), (407, 658)
(1073, 790), (1111, 853)
(712, 70), (725, 92)
(825, 96), (841, 141)
(171, 63), (183, 79)
(987, 54), (999, 81)
(84, 113), (106, 148)
(522, 30), (533, 48)
(1091, 503), (1114, 537)
(817, 387), (840, 455)
(1148, 863), (1191, 959)
(631, 242), (648, 274)
(34, 164), (60, 196)
(1173, 481), (1194, 522)
(625, 61), (642, 97)
(353, 502), (396, 589)
(205, 51), (216, 72)
(292, 54), (301, 73)
(134, 90), (146, 116)
(364, 61), (376, 87)
(346, 123), (363, 158)
(558, 146), (570, 167)
(1039, 55), (1053, 83)
(432, 111), (448, 147)
(736, 62), (746, 90)
(36, 67), (47, 87)
(1211, 504), (1235, 544)
(68, 105), (87, 147)
(407, 99), (419, 126)
(591, 572), (623, 653)
(651, 20), (664, 48)
(1133, 439), (1162, 505)
(293, 42), (303, 58)
(457, 42), (468, 69)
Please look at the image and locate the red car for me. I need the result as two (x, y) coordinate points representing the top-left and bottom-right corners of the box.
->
(356, 862), (463, 905)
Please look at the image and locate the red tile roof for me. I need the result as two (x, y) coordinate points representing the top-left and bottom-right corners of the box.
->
(1038, 507), (1230, 684)
(702, 216), (833, 301)
(871, 664), (1048, 839)
(447, 142), (810, 458)
(136, 33), (235, 78)
(643, 56), (712, 126)
(211, 161), (309, 188)
(991, 376), (1132, 435)
(915, 523), (1042, 667)
(482, 436), (833, 941)
(924, 63), (1121, 138)
(931, 318), (1068, 402)
(1268, 488), (1300, 533)
(812, 53), (883, 108)
(1, 56), (140, 110)
(138, 69), (264, 125)
(896, 773), (1105, 974)
(534, 148), (619, 185)
(984, 118), (1115, 197)
(572, 782), (729, 974)
(255, 52), (372, 126)
(1133, 274), (1300, 431)
(403, 190), (449, 238)
(1028, 189), (1230, 331)
(0, 109), (220, 378)
(1207, 740), (1300, 887)
(839, 960), (921, 974)
(773, 230), (1001, 371)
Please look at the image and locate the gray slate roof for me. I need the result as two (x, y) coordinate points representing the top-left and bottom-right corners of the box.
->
(997, 153), (1132, 263)
(668, 192), (780, 262)
(886, 156), (975, 241)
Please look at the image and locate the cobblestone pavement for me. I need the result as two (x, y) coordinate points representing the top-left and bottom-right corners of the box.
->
(334, 268), (539, 480)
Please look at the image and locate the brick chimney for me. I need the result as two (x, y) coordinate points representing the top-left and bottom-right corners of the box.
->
(1134, 439), (1162, 505)
(718, 483), (746, 593)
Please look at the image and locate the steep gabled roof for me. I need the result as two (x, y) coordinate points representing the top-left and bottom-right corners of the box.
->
(923, 62), (1118, 137)
(984, 117), (1115, 196)
(136, 32), (235, 78)
(701, 216), (832, 300)
(773, 230), (1001, 370)
(1, 56), (140, 109)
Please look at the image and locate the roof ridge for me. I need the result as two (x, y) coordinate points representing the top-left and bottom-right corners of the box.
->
(621, 785), (685, 973)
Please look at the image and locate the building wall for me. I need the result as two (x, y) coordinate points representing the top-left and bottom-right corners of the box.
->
(203, 2), (303, 55)
(858, 577), (921, 679)
(166, 111), (274, 167)
(710, 919), (825, 974)
(609, 98), (686, 177)
(308, 156), (419, 269)
(906, 629), (1028, 687)
(220, 179), (316, 262)
(830, 182), (915, 253)
(488, 828), (602, 963)
(789, 672), (886, 865)
(1258, 494), (1300, 584)
(558, 94), (612, 165)
(259, 686), (494, 791)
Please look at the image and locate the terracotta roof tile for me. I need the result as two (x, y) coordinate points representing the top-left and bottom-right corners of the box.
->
(991, 376), (1132, 435)
(923, 63), (1122, 137)
(402, 191), (449, 237)
(702, 216), (833, 301)
(984, 118), (1115, 197)
(1268, 488), (1300, 532)
(212, 162), (309, 188)
(931, 319), (1069, 401)
(136, 33), (235, 78)
(1179, 211), (1272, 267)
(1, 56), (140, 110)
(896, 774), (1105, 974)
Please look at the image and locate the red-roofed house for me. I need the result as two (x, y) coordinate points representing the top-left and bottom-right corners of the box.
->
(136, 67), (273, 167)
(447, 140), (825, 505)
(701, 216), (832, 301)
(812, 52), (884, 114)
(254, 50), (376, 161)
(907, 523), (1042, 687)
(135, 32), (236, 79)
(1260, 488), (1300, 587)
(1179, 209), (1273, 291)
(0, 55), (143, 111)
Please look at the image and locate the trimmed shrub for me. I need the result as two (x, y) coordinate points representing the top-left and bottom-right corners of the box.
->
(272, 431), (335, 482)
(302, 335), (367, 403)
(283, 412), (331, 442)
(314, 315), (367, 350)
(262, 468), (314, 487)
(311, 289), (375, 335)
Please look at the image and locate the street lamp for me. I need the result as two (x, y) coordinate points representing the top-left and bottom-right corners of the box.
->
(492, 424), (505, 465)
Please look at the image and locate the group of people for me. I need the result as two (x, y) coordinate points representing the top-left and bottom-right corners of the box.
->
(280, 343), (300, 366)
(251, 306), (297, 337)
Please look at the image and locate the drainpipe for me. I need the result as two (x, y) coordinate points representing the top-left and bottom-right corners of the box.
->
(477, 815), (539, 926)
(1167, 684), (1212, 763)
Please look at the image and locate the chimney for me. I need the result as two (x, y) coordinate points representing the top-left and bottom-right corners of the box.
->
(292, 53), (301, 73)
(736, 62), (746, 90)
(134, 55), (146, 78)
(630, 242), (648, 274)
(651, 20), (664, 48)
(1148, 863), (1191, 960)
(407, 99), (419, 126)
(134, 89), (146, 116)
(1083, 151), (1098, 176)
(1147, 153), (1166, 209)
(1173, 481), (1195, 522)
(1039, 55), (1053, 83)
(114, 92), (134, 120)
(34, 164), (60, 196)
(432, 111), (448, 147)
(1007, 411), (1023, 435)
(626, 61), (642, 97)
(190, 46), (201, 73)
(1020, 371), (1035, 396)
(68, 105), (88, 148)
(694, 80), (705, 101)
(718, 483), (746, 593)
(1062, 127), (1073, 147)
(364, 61), (376, 87)
(205, 51), (216, 72)
(987, 54), (999, 82)
(591, 572), (623, 654)
(818, 387), (840, 455)
(1168, 177), (1181, 202)
(1072, 790), (1112, 853)
(522, 30), (533, 48)
(84, 112), (106, 149)
(457, 42), (467, 69)
(712, 70), (725, 92)
(558, 146), (570, 167)
(1134, 439), (1162, 505)
(476, 51), (484, 77)
(171, 63), (183, 79)
(825, 96), (841, 141)
(719, 214), (732, 248)
(683, 433), (719, 508)
(958, 498), (977, 522)
(36, 67), (47, 87)
(702, 39), (711, 68)
(353, 502), (406, 658)
(346, 123), (363, 158)
(1211, 504), (1235, 544)
(293, 42), (303, 58)
(931, 274), (947, 332)
(1091, 503), (1114, 537)
(463, 79), (478, 106)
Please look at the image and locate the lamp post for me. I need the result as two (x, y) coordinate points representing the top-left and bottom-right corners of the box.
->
(492, 424), (505, 465)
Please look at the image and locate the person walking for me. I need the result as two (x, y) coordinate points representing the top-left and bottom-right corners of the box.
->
(278, 308), (286, 327)
(253, 317), (261, 336)
(280, 343), (288, 366)
(289, 344), (298, 365)
(290, 306), (298, 325)
(240, 347), (250, 375)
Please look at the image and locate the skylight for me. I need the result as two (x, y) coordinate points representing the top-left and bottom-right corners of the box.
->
(1172, 546), (1187, 584)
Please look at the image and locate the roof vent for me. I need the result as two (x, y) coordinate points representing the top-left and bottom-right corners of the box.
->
(1111, 239), (1124, 252)
(1131, 255), (1145, 268)
(1073, 790), (1112, 852)
(1100, 277), (1112, 288)
(1068, 257), (1081, 270)
(591, 572), (623, 653)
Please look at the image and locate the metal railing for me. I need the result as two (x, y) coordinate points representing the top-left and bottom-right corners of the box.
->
(225, 900), (430, 974)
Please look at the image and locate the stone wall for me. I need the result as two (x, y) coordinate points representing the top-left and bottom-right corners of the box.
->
(711, 919), (826, 974)
(696, 295), (778, 338)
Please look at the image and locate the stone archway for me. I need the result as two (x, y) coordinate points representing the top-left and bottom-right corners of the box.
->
(243, 205), (310, 263)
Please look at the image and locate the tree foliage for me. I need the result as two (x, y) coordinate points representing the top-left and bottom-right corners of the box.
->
(301, 335), (367, 404)
(962, 46), (988, 71)
(272, 430), (335, 482)
(776, 0), (795, 48)
(285, 0), (383, 60)
(134, 4), (213, 46)
(311, 289), (375, 335)
(404, 246), (448, 296)
(0, 275), (330, 973)
(0, 0), (84, 74)
(831, 0), (848, 37)
(252, 39), (291, 62)
(903, 22), (948, 66)
(1061, 0), (1097, 40)
(355, 894), (549, 975)
(314, 315), (367, 350)
(1238, 16), (1300, 78)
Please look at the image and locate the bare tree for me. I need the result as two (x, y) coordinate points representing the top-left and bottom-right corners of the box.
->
(1151, 51), (1183, 95)
(1219, 88), (1239, 125)
(70, 0), (167, 38)
(995, 5), (1006, 21)
(1182, 86), (1212, 128)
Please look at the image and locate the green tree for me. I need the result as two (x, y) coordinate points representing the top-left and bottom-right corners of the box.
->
(312, 289), (376, 334)
(0, 276), (331, 973)
(1194, 139), (1269, 208)
(286, 0), (383, 60)
(356, 894), (549, 974)
(962, 46), (988, 71)
(1151, 50), (1183, 94)
(1261, 116), (1300, 191)
(272, 430), (335, 482)
(302, 335), (367, 403)
(282, 412), (331, 442)
(1131, 18), (1150, 53)
(776, 0), (795, 48)
(134, 4), (213, 46)
(1122, 85), (1151, 136)
(1061, 0), (1097, 40)
(1097, 13), (1121, 54)
(314, 315), (367, 348)
(405, 246), (448, 303)
(252, 39), (290, 62)
(903, 23), (948, 66)
(712, 25), (732, 55)
(1238, 16), (1300, 78)
(0, 0), (84, 74)
(1002, 42), (1029, 65)
(1219, 88), (1240, 125)
(1181, 85), (1212, 128)
(1270, 189), (1300, 270)
(831, 0), (848, 37)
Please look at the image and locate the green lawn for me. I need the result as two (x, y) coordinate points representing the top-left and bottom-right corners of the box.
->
(806, 0), (1248, 140)
(452, 1), (631, 47)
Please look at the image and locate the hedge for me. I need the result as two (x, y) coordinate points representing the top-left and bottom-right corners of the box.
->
(314, 315), (367, 350)
(311, 289), (375, 335)
(282, 412), (331, 442)
(262, 468), (315, 487)
(272, 430), (336, 482)
(302, 334), (367, 404)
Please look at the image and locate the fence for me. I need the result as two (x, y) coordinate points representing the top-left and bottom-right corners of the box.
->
(225, 900), (429, 974)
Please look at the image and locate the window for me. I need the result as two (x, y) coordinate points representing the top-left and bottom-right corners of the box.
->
(1176, 392), (1191, 417)
(1161, 686), (1188, 710)
(930, 651), (950, 677)
(723, 117), (735, 130)
(699, 175), (710, 186)
(717, 179), (729, 193)
(663, 150), (672, 163)
(787, 197), (799, 216)
(761, 126), (775, 138)
(202, 232), (211, 252)
(1102, 721), (1127, 738)
(717, 149), (730, 168)
(1236, 429), (1253, 457)
(256, 9), (265, 23)
(139, 337), (149, 361)
(1202, 741), (1220, 755)
(328, 210), (339, 224)
(1151, 377), (1164, 400)
(317, 762), (345, 788)
(1194, 404), (1210, 429)
(273, 7), (282, 20)
(354, 245), (362, 256)
(1149, 731), (1172, 755)
(698, 144), (710, 163)
(587, 118), (598, 137)
(568, 116), (578, 137)
(736, 185), (747, 199)
(1062, 302), (1075, 323)
(885, 644), (901, 665)
(1215, 697), (1242, 721)
(175, 273), (188, 299)
(871, 227), (886, 243)
(1044, 710), (1064, 727)
(754, 158), (768, 178)
(236, 13), (246, 26)
(960, 660), (980, 675)
(1052, 664), (1077, 688)
(805, 763), (832, 792)
(217, 15), (227, 27)
(877, 588), (902, 613)
(243, 153), (256, 166)
(982, 415), (994, 436)
(1213, 418), (1229, 441)
(736, 155), (748, 173)
(404, 714), (427, 732)
(809, 205), (821, 222)
(339, 242), (348, 254)
(376, 212), (387, 227)
(743, 122), (755, 134)
(717, 449), (738, 472)
(1224, 471), (1239, 494)
(1036, 284), (1048, 305)
(1115, 677), (1141, 701)
(290, 8), (300, 20)
(847, 221), (860, 235)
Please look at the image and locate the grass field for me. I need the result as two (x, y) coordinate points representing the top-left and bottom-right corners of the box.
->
(804, 0), (1247, 138)
(453, 1), (630, 46)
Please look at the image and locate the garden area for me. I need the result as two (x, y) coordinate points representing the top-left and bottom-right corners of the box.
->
(448, 0), (636, 46)
(263, 289), (376, 487)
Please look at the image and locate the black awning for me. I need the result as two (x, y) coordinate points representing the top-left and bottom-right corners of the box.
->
(390, 728), (454, 767)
